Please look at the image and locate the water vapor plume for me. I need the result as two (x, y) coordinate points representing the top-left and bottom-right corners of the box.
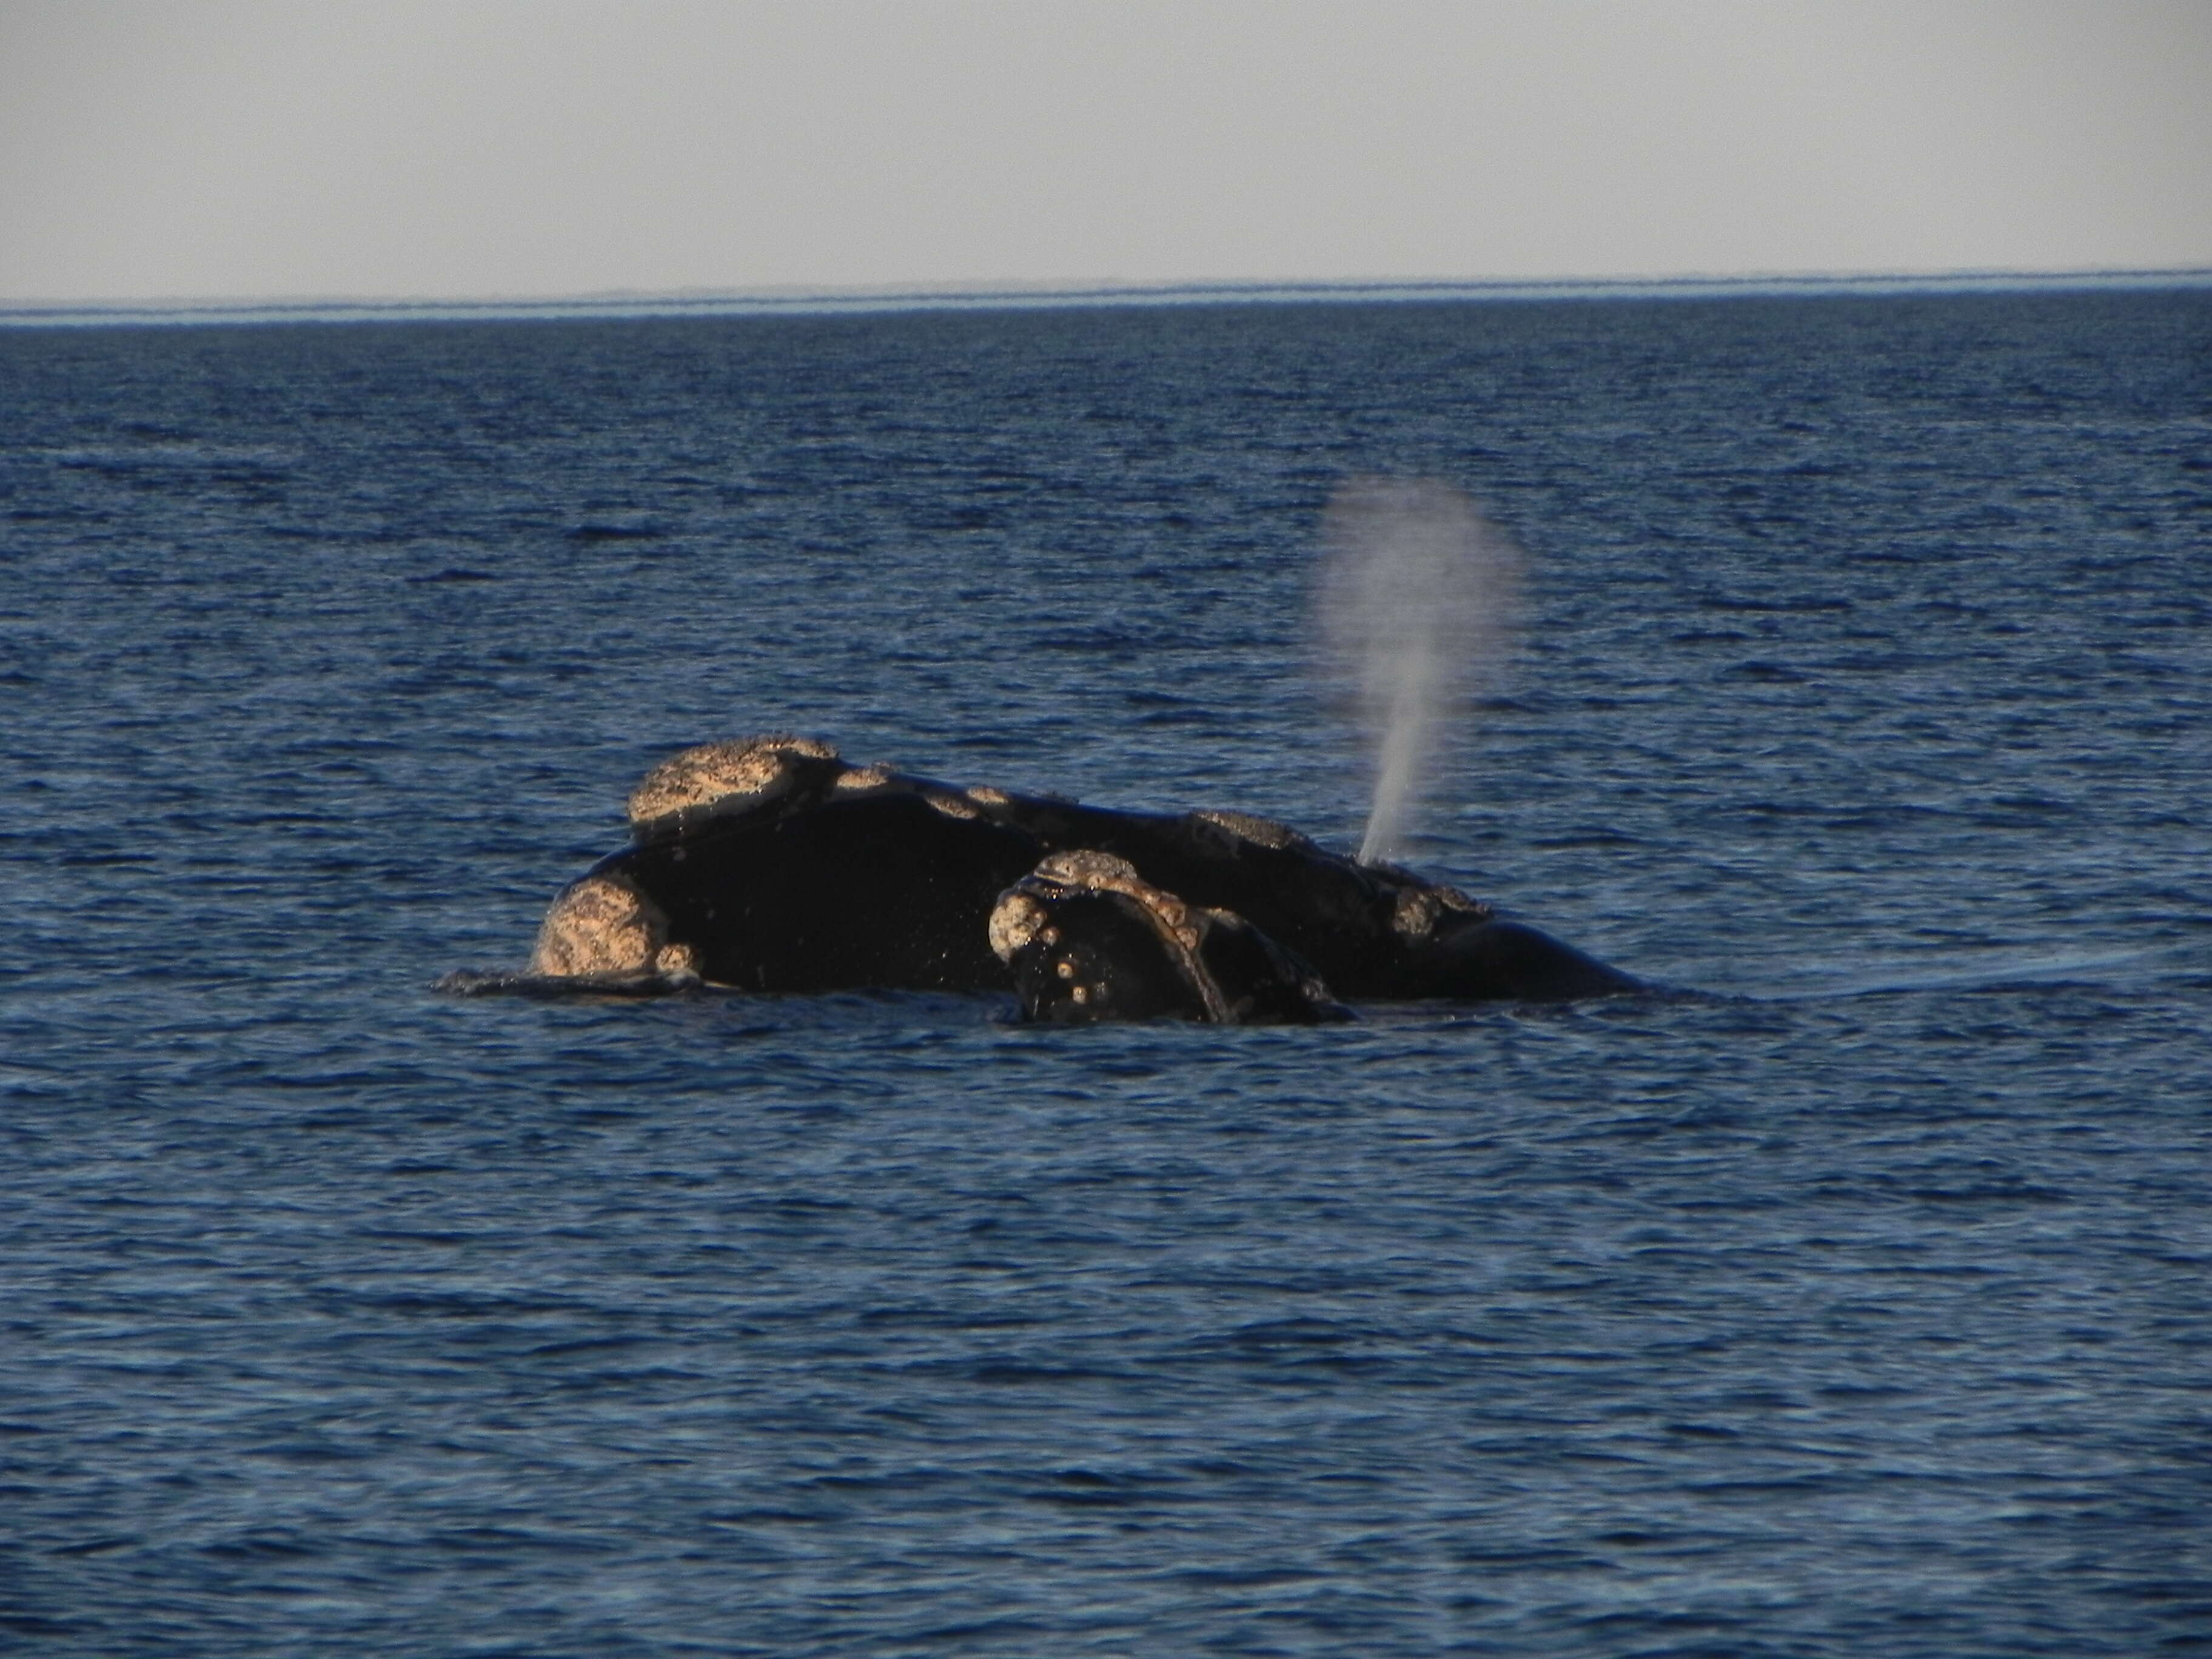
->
(1317, 477), (1524, 866)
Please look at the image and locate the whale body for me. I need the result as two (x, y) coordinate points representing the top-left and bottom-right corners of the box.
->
(455, 735), (1643, 1023)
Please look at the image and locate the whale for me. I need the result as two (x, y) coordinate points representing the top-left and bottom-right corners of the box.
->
(446, 734), (1643, 1022)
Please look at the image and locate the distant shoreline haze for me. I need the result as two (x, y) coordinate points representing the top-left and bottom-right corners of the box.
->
(6, 267), (2211, 329)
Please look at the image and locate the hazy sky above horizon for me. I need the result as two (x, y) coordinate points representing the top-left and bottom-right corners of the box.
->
(4, 0), (2208, 304)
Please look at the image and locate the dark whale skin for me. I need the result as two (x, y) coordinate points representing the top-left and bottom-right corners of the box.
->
(585, 791), (1638, 1007)
(1400, 919), (1643, 1002)
(513, 740), (1646, 1013)
(962, 796), (1640, 1004)
(595, 793), (1043, 993)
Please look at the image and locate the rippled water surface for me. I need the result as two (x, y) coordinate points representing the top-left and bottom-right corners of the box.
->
(5, 292), (2211, 1654)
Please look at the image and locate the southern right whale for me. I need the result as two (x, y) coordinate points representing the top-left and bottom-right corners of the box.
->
(471, 734), (1644, 1024)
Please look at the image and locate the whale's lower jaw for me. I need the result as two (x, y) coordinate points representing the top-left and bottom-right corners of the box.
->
(989, 852), (1349, 1026)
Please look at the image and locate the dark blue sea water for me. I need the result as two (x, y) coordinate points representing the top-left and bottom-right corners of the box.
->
(5, 290), (2211, 1655)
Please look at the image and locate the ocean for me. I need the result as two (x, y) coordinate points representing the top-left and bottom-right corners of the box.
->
(4, 287), (2210, 1654)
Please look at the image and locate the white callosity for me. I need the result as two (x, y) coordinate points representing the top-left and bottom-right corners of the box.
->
(625, 734), (842, 837)
(529, 873), (672, 977)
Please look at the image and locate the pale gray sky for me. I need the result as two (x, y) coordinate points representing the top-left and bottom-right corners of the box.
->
(4, 0), (2208, 304)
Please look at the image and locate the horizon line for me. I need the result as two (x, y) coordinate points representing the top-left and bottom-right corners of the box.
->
(6, 265), (2210, 330)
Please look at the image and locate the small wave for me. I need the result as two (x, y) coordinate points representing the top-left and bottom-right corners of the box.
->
(566, 521), (668, 542)
(431, 968), (705, 999)
(1754, 946), (2168, 1000)
(1718, 659), (1812, 683)
(1698, 594), (1855, 613)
